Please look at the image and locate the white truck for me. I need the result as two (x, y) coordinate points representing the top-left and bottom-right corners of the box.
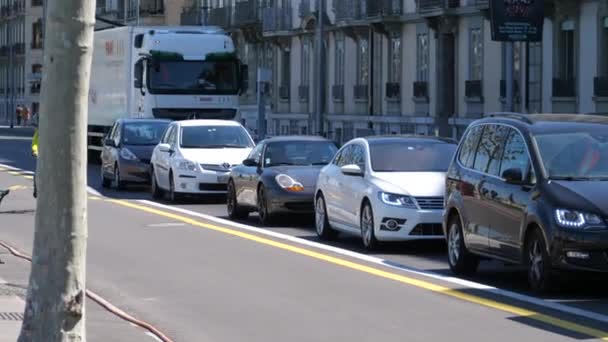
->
(87, 26), (248, 161)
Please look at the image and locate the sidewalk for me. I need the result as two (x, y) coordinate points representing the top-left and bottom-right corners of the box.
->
(0, 170), (156, 342)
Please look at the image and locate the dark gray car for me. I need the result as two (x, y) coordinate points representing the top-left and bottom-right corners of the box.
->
(226, 136), (338, 226)
(101, 118), (171, 189)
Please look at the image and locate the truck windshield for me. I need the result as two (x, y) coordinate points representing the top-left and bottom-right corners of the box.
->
(148, 61), (238, 95)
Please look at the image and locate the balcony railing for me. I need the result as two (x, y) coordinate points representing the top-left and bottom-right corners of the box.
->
(417, 0), (459, 12)
(208, 6), (232, 28)
(234, 0), (261, 27)
(367, 0), (402, 18)
(332, 85), (344, 101)
(386, 82), (400, 99)
(354, 84), (368, 100)
(334, 0), (367, 22)
(263, 6), (292, 32)
(552, 78), (576, 97)
(594, 77), (608, 97)
(13, 43), (25, 55)
(413, 81), (429, 99)
(12, 0), (25, 15)
(465, 80), (483, 98)
(30, 83), (41, 94)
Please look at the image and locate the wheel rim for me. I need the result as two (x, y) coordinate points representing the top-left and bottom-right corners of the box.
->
(315, 197), (325, 235)
(227, 183), (236, 214)
(529, 238), (543, 284)
(114, 166), (120, 186)
(151, 170), (158, 193)
(361, 205), (373, 246)
(448, 223), (461, 266)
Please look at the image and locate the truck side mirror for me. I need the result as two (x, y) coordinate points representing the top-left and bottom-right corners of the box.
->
(239, 64), (249, 95)
(134, 59), (144, 89)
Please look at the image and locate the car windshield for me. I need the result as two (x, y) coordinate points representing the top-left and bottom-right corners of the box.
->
(264, 141), (338, 167)
(149, 60), (238, 95)
(370, 141), (457, 172)
(122, 122), (169, 146)
(180, 125), (253, 149)
(534, 131), (608, 180)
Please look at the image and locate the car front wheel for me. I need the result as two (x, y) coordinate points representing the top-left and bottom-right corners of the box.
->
(227, 180), (248, 220)
(447, 216), (479, 275)
(526, 229), (555, 293)
(315, 194), (337, 240)
(360, 201), (378, 250)
(150, 167), (164, 200)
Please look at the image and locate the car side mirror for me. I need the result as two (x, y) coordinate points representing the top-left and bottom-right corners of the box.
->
(242, 158), (258, 167)
(502, 168), (523, 184)
(134, 59), (144, 89)
(341, 164), (363, 177)
(158, 143), (173, 153)
(104, 138), (116, 147)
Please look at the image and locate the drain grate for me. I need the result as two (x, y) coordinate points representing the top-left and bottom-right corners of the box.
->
(0, 312), (24, 321)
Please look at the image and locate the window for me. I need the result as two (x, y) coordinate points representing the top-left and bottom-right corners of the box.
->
(416, 33), (429, 81)
(559, 20), (575, 80)
(388, 34), (401, 83)
(601, 17), (608, 76)
(335, 32), (345, 86)
(248, 143), (265, 164)
(351, 144), (366, 168)
(357, 37), (369, 85)
(32, 19), (43, 49)
(301, 36), (311, 85)
(473, 125), (510, 176)
(334, 145), (352, 166)
(470, 27), (483, 80)
(458, 125), (484, 168)
(281, 49), (290, 87)
(122, 122), (170, 146)
(500, 130), (531, 180)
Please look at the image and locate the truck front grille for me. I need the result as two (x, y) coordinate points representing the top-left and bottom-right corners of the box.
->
(152, 108), (237, 120)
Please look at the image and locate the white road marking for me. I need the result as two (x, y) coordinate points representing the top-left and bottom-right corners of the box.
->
(138, 199), (608, 325)
(0, 163), (101, 196)
(147, 223), (186, 228)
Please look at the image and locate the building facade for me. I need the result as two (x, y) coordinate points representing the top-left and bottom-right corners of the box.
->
(195, 0), (606, 142)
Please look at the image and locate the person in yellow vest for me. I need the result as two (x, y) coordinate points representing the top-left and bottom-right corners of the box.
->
(31, 126), (39, 198)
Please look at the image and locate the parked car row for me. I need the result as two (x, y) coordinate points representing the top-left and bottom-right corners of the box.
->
(100, 113), (608, 292)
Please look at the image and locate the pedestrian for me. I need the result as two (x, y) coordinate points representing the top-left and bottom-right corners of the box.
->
(32, 123), (39, 198)
(16, 105), (22, 126)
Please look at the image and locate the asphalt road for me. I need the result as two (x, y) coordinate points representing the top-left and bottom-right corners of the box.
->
(1, 128), (607, 341)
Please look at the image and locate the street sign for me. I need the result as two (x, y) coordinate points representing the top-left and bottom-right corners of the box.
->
(489, 0), (544, 42)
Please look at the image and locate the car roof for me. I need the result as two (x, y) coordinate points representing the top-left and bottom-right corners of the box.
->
(475, 113), (608, 134)
(118, 118), (171, 124)
(361, 135), (457, 144)
(175, 119), (243, 127)
(264, 135), (332, 143)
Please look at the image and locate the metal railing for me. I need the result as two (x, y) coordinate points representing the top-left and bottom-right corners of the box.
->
(334, 0), (366, 22)
(417, 0), (459, 12)
(262, 6), (292, 32)
(367, 0), (402, 17)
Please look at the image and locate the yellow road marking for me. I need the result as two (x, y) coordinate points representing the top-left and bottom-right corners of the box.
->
(8, 171), (19, 176)
(8, 185), (28, 191)
(23, 175), (33, 180)
(108, 199), (608, 340)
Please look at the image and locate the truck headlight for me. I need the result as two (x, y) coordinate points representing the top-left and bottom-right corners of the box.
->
(275, 174), (304, 192)
(379, 192), (417, 209)
(119, 148), (138, 161)
(554, 209), (605, 229)
(177, 159), (197, 172)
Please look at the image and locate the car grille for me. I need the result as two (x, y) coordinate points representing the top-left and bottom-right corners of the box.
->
(284, 202), (314, 211)
(199, 183), (228, 191)
(415, 197), (444, 210)
(409, 224), (444, 236)
(140, 159), (150, 164)
(200, 164), (235, 173)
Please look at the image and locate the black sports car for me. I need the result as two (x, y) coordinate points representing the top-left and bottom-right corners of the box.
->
(227, 136), (338, 225)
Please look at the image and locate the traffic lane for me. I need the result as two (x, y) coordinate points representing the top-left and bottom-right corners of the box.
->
(41, 196), (608, 341)
(3, 164), (608, 340)
(3, 135), (608, 318)
(0, 174), (160, 342)
(82, 162), (608, 317)
(0, 134), (36, 172)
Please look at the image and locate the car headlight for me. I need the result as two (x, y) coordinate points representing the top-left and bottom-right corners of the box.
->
(554, 209), (605, 229)
(379, 192), (417, 209)
(275, 174), (304, 192)
(119, 148), (138, 161)
(177, 159), (198, 172)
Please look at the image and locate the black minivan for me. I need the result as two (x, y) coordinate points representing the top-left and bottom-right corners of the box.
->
(444, 113), (608, 292)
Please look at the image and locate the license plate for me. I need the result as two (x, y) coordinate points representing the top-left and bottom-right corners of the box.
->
(217, 173), (230, 184)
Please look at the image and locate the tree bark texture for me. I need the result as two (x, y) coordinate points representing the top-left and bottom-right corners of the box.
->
(18, 0), (95, 341)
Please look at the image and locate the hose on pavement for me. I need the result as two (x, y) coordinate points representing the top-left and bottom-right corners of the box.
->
(0, 240), (174, 342)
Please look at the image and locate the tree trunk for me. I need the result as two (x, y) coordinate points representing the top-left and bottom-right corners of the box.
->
(18, 0), (95, 340)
